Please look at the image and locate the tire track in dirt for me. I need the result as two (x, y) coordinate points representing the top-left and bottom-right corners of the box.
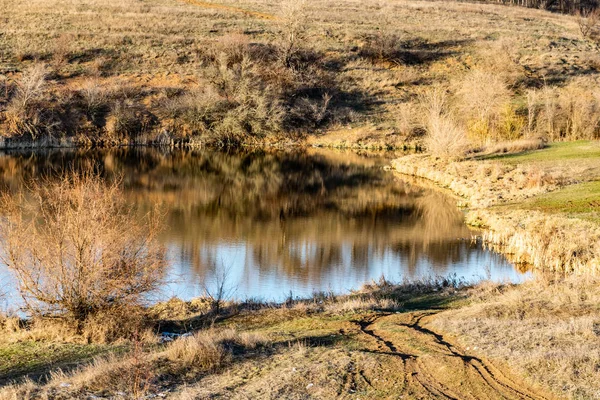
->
(353, 314), (462, 399)
(179, 0), (278, 20)
(353, 312), (551, 400)
(403, 312), (545, 400)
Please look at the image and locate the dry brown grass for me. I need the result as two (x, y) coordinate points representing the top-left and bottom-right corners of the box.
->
(166, 328), (266, 371)
(470, 209), (600, 274)
(0, 326), (267, 399)
(392, 154), (566, 208)
(433, 277), (600, 399)
(474, 137), (547, 156)
(1, 0), (600, 147)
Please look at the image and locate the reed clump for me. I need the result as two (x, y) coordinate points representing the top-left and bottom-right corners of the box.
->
(469, 210), (600, 274)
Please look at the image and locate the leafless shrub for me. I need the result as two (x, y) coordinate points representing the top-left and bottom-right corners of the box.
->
(79, 80), (109, 126)
(359, 3), (403, 65)
(0, 173), (166, 328)
(455, 69), (520, 143)
(360, 32), (403, 65)
(288, 93), (332, 128)
(202, 266), (237, 316)
(277, 0), (309, 67)
(88, 56), (113, 77)
(555, 81), (600, 140)
(421, 89), (470, 159)
(533, 80), (600, 140)
(394, 102), (418, 137)
(3, 64), (52, 138)
(577, 9), (600, 39)
(0, 75), (10, 103)
(473, 39), (523, 86)
(11, 64), (48, 111)
(179, 55), (284, 144)
(212, 33), (250, 66)
(51, 33), (73, 73)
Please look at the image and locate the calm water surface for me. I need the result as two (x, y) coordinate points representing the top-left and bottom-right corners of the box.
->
(0, 148), (528, 307)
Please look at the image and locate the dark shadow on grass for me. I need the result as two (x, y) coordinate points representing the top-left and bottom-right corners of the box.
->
(359, 38), (475, 67)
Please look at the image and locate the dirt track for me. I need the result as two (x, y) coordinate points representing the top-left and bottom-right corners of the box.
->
(173, 310), (553, 399)
(352, 311), (551, 399)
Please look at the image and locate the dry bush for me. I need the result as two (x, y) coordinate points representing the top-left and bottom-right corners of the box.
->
(3, 64), (53, 138)
(106, 100), (156, 139)
(170, 55), (284, 144)
(0, 172), (166, 328)
(11, 64), (48, 110)
(393, 102), (418, 137)
(0, 75), (10, 103)
(211, 33), (250, 66)
(421, 89), (470, 159)
(473, 39), (524, 86)
(455, 69), (521, 143)
(532, 80), (600, 140)
(51, 33), (73, 73)
(360, 31), (403, 65)
(555, 82), (600, 140)
(359, 3), (403, 65)
(287, 93), (332, 129)
(577, 9), (600, 39)
(277, 0), (309, 67)
(79, 80), (109, 123)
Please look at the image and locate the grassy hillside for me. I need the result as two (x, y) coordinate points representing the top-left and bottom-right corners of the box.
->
(1, 0), (600, 147)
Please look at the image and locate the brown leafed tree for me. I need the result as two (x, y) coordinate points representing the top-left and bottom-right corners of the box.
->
(0, 172), (166, 323)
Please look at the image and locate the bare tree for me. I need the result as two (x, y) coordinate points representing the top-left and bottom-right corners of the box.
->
(277, 0), (309, 67)
(578, 8), (600, 39)
(203, 265), (237, 316)
(0, 172), (166, 324)
(12, 64), (48, 110)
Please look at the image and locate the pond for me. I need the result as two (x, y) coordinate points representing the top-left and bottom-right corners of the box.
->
(0, 148), (528, 308)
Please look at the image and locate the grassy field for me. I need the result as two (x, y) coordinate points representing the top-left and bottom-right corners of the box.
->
(485, 141), (600, 221)
(1, 0), (600, 146)
(0, 280), (561, 400)
(392, 139), (600, 399)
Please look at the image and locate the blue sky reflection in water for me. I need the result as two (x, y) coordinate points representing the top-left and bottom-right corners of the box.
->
(0, 148), (529, 307)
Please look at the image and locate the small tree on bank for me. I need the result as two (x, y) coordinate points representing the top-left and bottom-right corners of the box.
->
(0, 173), (166, 326)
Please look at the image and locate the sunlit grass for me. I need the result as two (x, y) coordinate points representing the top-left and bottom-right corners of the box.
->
(485, 141), (600, 164)
(520, 180), (600, 223)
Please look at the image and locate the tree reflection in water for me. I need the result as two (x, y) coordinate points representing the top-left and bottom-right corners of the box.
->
(0, 148), (525, 301)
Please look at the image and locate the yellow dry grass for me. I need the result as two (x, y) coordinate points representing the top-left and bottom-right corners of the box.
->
(2, 0), (600, 145)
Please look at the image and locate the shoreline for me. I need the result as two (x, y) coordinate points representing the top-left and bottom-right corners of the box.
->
(391, 152), (600, 274)
(0, 135), (420, 152)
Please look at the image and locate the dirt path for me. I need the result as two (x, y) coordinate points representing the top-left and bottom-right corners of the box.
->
(352, 311), (551, 400)
(179, 0), (278, 20)
(169, 310), (554, 399)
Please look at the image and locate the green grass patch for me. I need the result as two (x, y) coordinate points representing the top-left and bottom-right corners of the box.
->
(483, 141), (600, 164)
(0, 341), (116, 383)
(520, 180), (600, 223)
